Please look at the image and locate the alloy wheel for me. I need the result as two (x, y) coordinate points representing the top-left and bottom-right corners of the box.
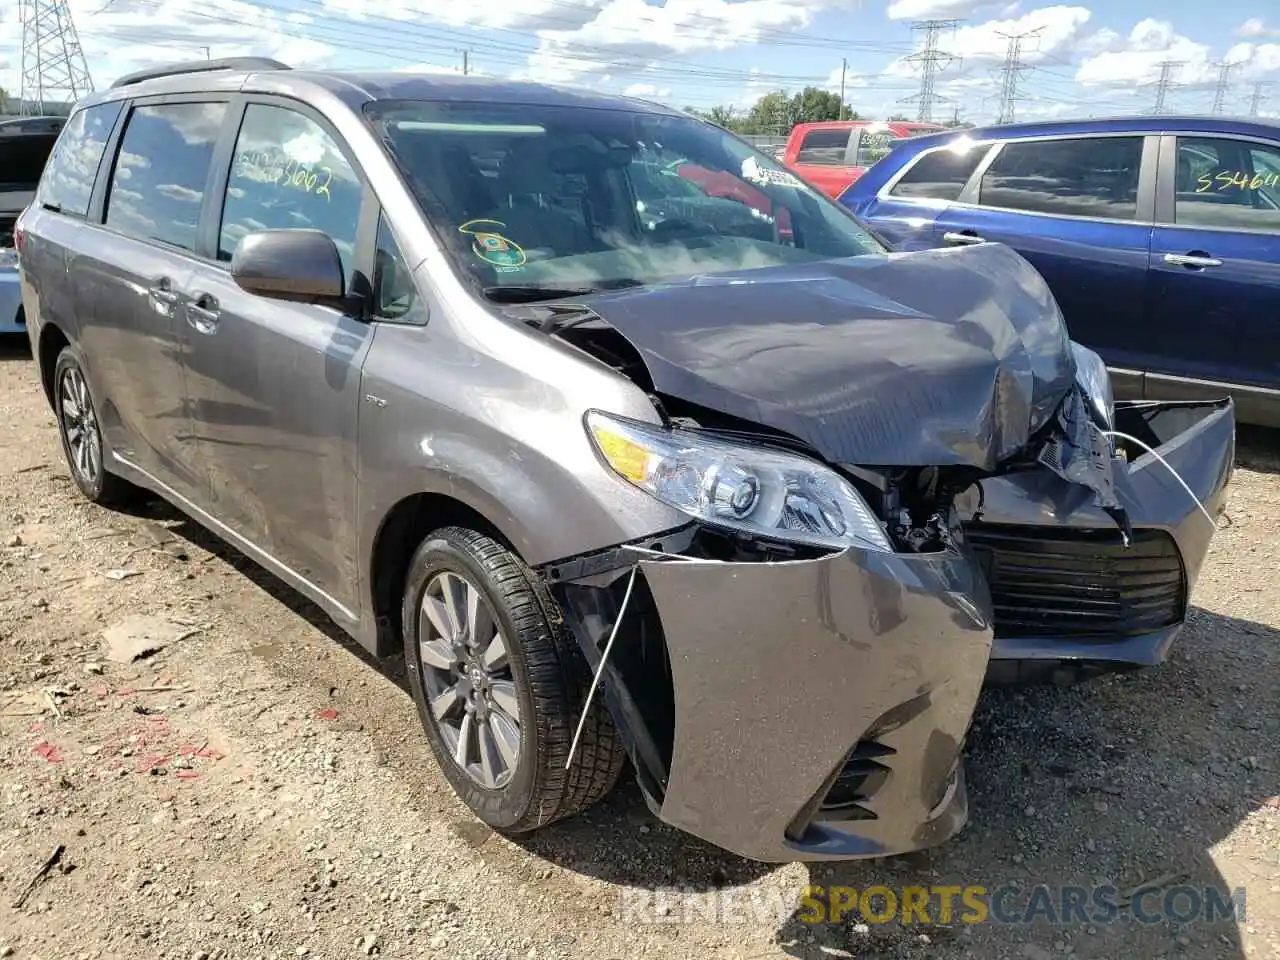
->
(59, 366), (101, 487)
(416, 570), (522, 789)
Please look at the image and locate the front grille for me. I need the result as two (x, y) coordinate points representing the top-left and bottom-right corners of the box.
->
(964, 525), (1185, 640)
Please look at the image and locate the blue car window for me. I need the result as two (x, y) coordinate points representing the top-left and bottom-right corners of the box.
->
(889, 144), (988, 201)
(1174, 136), (1280, 231)
(979, 136), (1143, 221)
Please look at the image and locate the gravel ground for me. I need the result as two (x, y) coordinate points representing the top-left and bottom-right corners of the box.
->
(0, 336), (1276, 960)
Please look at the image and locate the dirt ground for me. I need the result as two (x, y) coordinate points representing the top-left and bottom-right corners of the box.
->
(0, 336), (1276, 960)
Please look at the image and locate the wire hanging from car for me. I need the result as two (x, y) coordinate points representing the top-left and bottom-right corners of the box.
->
(565, 564), (638, 771)
(1103, 430), (1222, 533)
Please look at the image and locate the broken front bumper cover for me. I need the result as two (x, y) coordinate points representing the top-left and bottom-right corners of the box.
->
(972, 398), (1235, 672)
(553, 541), (994, 863)
(546, 398), (1235, 863)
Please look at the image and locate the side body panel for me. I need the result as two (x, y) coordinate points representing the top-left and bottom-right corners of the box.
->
(182, 266), (375, 617)
(18, 211), (84, 353)
(1145, 132), (1280, 424)
(354, 282), (690, 624)
(75, 234), (203, 496)
(171, 94), (377, 617)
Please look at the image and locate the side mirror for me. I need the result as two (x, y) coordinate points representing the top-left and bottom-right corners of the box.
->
(231, 229), (349, 309)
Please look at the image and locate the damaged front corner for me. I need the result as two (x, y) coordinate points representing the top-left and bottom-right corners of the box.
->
(543, 526), (700, 811)
(638, 545), (992, 862)
(547, 523), (993, 863)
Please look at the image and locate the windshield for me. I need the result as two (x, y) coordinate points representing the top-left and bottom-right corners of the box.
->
(366, 100), (886, 300)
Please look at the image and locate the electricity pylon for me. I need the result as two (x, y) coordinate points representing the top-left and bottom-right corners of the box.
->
(19, 0), (94, 116)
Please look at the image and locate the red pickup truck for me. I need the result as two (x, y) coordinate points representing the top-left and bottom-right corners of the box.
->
(781, 119), (944, 199)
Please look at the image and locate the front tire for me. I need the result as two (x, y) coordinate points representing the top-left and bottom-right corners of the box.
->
(402, 526), (625, 833)
(52, 346), (144, 506)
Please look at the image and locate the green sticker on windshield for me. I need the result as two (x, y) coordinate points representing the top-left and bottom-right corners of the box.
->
(459, 219), (527, 272)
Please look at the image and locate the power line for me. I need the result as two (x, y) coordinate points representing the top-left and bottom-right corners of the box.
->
(899, 18), (961, 124)
(107, 0), (882, 89)
(20, 0), (94, 114)
(1210, 59), (1239, 115)
(992, 27), (1043, 124)
(1145, 59), (1185, 115)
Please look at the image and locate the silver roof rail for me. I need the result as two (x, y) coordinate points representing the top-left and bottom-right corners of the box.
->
(110, 57), (290, 89)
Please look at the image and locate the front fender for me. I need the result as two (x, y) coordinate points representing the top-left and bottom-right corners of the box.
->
(354, 317), (688, 650)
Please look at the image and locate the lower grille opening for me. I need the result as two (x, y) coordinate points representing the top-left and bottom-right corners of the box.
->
(964, 524), (1186, 640)
(813, 739), (895, 823)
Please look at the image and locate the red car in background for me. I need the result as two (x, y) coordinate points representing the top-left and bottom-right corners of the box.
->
(780, 119), (945, 199)
(674, 160), (795, 240)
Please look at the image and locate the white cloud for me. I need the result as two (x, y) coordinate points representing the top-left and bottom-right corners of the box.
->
(320, 0), (607, 34)
(523, 0), (817, 82)
(1238, 18), (1280, 39)
(879, 4), (1092, 86)
(821, 63), (869, 93)
(886, 0), (1004, 20)
(947, 5), (1094, 65)
(1230, 42), (1280, 80)
(1075, 18), (1215, 87)
(1074, 17), (1280, 90)
(623, 82), (672, 98)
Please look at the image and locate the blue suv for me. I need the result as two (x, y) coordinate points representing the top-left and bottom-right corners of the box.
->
(840, 116), (1280, 427)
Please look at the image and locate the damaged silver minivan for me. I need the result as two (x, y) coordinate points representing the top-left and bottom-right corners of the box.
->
(20, 60), (1235, 863)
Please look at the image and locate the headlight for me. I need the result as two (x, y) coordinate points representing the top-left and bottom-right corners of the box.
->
(1071, 342), (1114, 429)
(585, 410), (893, 553)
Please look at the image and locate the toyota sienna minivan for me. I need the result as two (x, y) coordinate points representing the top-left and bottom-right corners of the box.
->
(18, 57), (1234, 863)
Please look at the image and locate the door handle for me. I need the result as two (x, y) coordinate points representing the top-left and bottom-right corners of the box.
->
(942, 231), (986, 245)
(147, 278), (179, 312)
(1163, 252), (1223, 269)
(186, 295), (220, 335)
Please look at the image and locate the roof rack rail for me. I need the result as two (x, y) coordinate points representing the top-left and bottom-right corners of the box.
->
(110, 57), (290, 89)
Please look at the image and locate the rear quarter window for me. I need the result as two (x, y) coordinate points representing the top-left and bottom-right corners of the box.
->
(889, 145), (989, 201)
(795, 129), (851, 166)
(38, 100), (124, 218)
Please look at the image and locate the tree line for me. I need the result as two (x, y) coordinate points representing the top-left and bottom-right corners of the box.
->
(683, 86), (970, 135)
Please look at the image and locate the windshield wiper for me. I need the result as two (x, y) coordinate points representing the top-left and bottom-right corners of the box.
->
(482, 279), (643, 304)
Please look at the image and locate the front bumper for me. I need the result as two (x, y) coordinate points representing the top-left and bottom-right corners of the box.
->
(548, 399), (1232, 862)
(555, 542), (993, 863)
(969, 398), (1235, 672)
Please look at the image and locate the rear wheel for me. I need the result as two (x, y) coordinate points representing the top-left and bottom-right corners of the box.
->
(53, 346), (145, 506)
(402, 526), (625, 832)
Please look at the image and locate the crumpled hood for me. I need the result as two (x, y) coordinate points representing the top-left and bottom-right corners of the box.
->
(576, 243), (1078, 470)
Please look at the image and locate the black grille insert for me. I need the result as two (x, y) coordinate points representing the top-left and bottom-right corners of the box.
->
(964, 525), (1185, 640)
(814, 740), (895, 822)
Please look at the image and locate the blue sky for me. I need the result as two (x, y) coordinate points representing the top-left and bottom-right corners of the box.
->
(2, 0), (1277, 124)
